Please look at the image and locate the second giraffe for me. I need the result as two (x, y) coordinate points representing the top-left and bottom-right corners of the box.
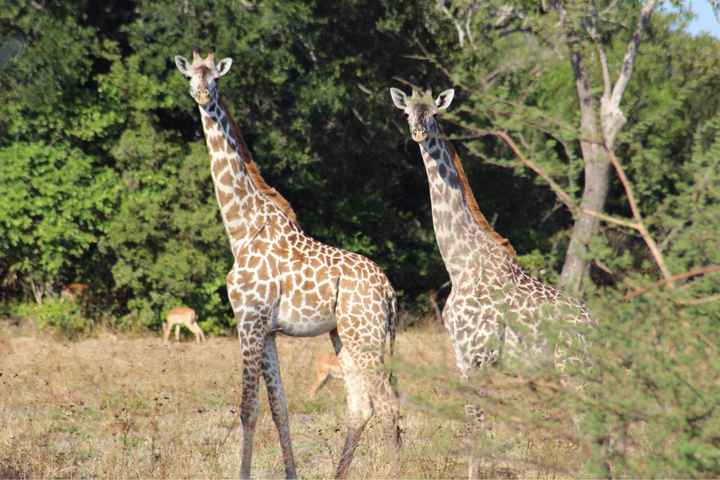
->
(391, 87), (594, 479)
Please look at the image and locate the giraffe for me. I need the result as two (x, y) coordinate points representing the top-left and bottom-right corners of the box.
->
(390, 87), (592, 478)
(174, 50), (400, 480)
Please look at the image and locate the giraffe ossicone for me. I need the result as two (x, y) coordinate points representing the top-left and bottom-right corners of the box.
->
(175, 50), (400, 480)
(391, 86), (593, 478)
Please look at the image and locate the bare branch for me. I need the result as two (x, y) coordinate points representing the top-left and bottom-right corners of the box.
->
(493, 130), (577, 211)
(580, 208), (638, 230)
(465, 3), (477, 46)
(436, 0), (467, 47)
(586, 8), (612, 100)
(435, 0), (481, 48)
(605, 147), (674, 287)
(676, 294), (720, 306)
(610, 0), (658, 108)
(601, 0), (659, 147)
(356, 83), (373, 96)
(595, 260), (720, 304)
(625, 264), (720, 300)
(600, 0), (621, 16)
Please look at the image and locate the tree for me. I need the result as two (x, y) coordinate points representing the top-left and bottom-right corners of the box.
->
(429, 0), (718, 294)
(0, 143), (120, 302)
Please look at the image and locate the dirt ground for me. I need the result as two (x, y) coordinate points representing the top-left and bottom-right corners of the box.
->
(0, 324), (578, 479)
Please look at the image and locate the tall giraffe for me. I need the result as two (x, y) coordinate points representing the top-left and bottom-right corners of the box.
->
(174, 50), (400, 480)
(390, 88), (592, 477)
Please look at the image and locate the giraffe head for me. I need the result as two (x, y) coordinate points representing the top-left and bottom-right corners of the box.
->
(389, 88), (455, 142)
(174, 49), (233, 106)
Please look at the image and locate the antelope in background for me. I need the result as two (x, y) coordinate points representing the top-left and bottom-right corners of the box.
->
(163, 307), (205, 344)
(310, 352), (343, 399)
(61, 283), (89, 303)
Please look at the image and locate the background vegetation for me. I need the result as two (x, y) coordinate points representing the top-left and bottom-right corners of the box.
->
(1, 0), (719, 477)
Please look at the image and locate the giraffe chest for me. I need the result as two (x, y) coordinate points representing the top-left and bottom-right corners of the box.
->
(443, 278), (548, 372)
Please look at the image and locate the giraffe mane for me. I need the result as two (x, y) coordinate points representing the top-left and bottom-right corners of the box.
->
(219, 97), (300, 227)
(442, 132), (517, 258)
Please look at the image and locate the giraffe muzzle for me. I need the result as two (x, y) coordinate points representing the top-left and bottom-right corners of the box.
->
(412, 128), (428, 142)
(191, 87), (211, 105)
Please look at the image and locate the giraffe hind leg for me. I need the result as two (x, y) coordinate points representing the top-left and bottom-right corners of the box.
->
(334, 344), (374, 480)
(354, 344), (402, 469)
(465, 403), (487, 480)
(261, 334), (297, 479)
(334, 331), (401, 478)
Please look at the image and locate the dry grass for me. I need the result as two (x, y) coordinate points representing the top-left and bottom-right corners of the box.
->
(0, 321), (579, 479)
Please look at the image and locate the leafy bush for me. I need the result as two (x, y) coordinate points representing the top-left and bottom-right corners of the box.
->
(580, 291), (720, 477)
(13, 300), (94, 340)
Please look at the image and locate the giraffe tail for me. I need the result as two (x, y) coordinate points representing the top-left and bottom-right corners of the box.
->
(386, 291), (399, 390)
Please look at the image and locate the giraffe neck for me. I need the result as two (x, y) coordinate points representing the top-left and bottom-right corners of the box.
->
(418, 121), (508, 280)
(198, 94), (275, 254)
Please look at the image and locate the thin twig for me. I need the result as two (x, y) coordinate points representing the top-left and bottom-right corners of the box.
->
(676, 294), (720, 306)
(604, 147), (674, 287)
(493, 130), (577, 211)
(624, 265), (720, 300)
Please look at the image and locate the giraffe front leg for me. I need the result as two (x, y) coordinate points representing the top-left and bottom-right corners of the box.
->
(261, 334), (297, 479)
(465, 403), (486, 480)
(237, 309), (265, 480)
(445, 302), (497, 480)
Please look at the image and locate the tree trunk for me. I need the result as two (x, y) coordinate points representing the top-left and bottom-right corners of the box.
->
(558, 46), (611, 295)
(558, 0), (658, 295)
(559, 151), (611, 294)
(29, 279), (45, 304)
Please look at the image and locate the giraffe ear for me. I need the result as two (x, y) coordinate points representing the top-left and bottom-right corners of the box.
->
(174, 55), (191, 77)
(215, 58), (233, 78)
(435, 89), (455, 111)
(389, 88), (408, 110)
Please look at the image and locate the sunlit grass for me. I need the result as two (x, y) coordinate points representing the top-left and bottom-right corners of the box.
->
(0, 321), (578, 478)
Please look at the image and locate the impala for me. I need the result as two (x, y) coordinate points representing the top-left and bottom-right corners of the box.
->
(310, 352), (343, 399)
(163, 307), (206, 343)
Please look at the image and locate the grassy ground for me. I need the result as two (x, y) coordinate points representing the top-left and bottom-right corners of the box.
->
(0, 320), (579, 479)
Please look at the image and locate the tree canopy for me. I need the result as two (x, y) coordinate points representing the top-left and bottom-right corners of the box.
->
(1, 0), (718, 325)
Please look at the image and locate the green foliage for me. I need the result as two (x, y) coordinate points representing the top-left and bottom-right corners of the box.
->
(13, 299), (93, 339)
(0, 142), (120, 301)
(100, 142), (231, 330)
(580, 290), (720, 477)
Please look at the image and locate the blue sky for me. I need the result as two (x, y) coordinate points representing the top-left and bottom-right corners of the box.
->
(684, 0), (720, 36)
